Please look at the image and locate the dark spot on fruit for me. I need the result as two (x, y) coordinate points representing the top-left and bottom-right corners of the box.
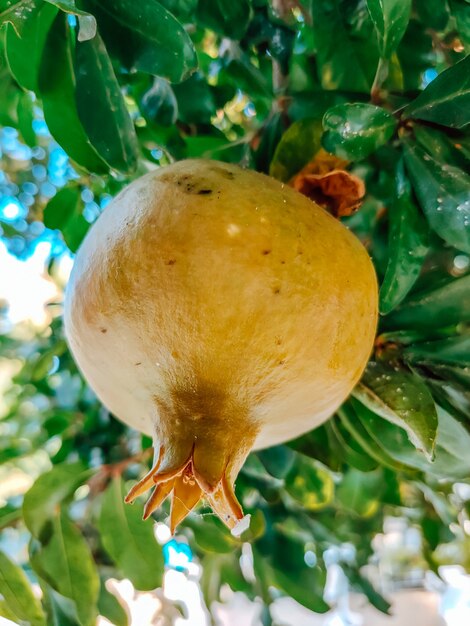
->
(272, 286), (281, 294)
(278, 359), (286, 365)
(197, 189), (212, 195)
(261, 249), (271, 255)
(280, 260), (286, 264)
(100, 328), (107, 334)
(275, 337), (282, 345)
(166, 259), (176, 265)
(135, 362), (142, 366)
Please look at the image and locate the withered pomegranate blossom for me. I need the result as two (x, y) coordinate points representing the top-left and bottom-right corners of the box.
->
(64, 160), (377, 533)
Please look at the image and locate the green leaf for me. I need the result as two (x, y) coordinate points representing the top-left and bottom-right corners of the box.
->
(403, 140), (470, 253)
(0, 551), (46, 626)
(379, 191), (429, 314)
(44, 0), (96, 41)
(16, 91), (36, 147)
(322, 103), (397, 160)
(284, 454), (334, 511)
(343, 564), (391, 614)
(0, 0), (38, 36)
(0, 503), (21, 529)
(366, 0), (412, 57)
(253, 111), (284, 174)
(42, 585), (82, 626)
(221, 57), (271, 99)
(99, 476), (164, 590)
(384, 273), (470, 330)
(38, 13), (108, 173)
(414, 125), (470, 172)
(311, 0), (379, 92)
(269, 118), (323, 182)
(0, 600), (18, 622)
(172, 73), (216, 124)
(97, 579), (129, 626)
(261, 532), (329, 613)
(197, 0), (251, 39)
(404, 335), (470, 366)
(396, 19), (436, 92)
(141, 77), (178, 126)
(257, 445), (295, 479)
(353, 361), (438, 460)
(450, 0), (470, 53)
(158, 0), (197, 20)
(85, 0), (197, 83)
(338, 401), (412, 471)
(336, 468), (384, 517)
(415, 0), (450, 31)
(355, 401), (470, 480)
(73, 31), (138, 173)
(23, 462), (93, 540)
(31, 511), (99, 626)
(186, 516), (237, 554)
(5, 0), (58, 91)
(404, 55), (470, 129)
(326, 419), (379, 472)
(43, 185), (89, 253)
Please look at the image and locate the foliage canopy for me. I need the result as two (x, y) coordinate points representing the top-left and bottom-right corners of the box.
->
(0, 0), (469, 624)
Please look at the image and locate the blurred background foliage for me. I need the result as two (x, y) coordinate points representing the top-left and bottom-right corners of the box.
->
(0, 0), (469, 625)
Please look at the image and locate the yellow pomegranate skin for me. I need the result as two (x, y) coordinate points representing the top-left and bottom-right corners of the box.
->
(64, 159), (378, 531)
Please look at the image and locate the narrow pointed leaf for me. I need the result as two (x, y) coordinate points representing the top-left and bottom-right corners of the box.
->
(5, 0), (57, 91)
(73, 31), (138, 173)
(0, 551), (46, 626)
(30, 511), (99, 626)
(43, 185), (89, 253)
(38, 13), (108, 172)
(404, 335), (470, 366)
(384, 273), (470, 330)
(380, 192), (429, 314)
(23, 462), (93, 540)
(311, 0), (379, 92)
(414, 125), (470, 171)
(355, 400), (470, 480)
(84, 0), (197, 83)
(97, 579), (129, 626)
(343, 564), (391, 614)
(42, 585), (82, 626)
(366, 0), (412, 57)
(99, 476), (164, 590)
(16, 91), (36, 147)
(404, 55), (470, 129)
(353, 361), (438, 459)
(403, 140), (470, 253)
